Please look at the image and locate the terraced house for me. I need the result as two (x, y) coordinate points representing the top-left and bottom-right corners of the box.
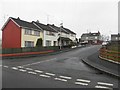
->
(2, 17), (76, 48)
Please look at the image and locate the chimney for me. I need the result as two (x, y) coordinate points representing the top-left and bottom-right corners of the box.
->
(36, 20), (39, 23)
(17, 17), (20, 20)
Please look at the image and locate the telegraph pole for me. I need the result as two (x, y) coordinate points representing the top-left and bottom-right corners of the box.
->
(59, 22), (63, 50)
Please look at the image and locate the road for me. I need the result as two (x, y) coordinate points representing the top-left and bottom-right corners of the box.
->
(1, 45), (119, 89)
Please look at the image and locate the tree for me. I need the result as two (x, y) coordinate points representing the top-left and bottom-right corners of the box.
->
(36, 38), (43, 47)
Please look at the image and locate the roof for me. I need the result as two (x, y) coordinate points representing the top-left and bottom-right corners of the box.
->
(62, 27), (76, 35)
(33, 22), (57, 32)
(81, 32), (100, 37)
(49, 24), (68, 34)
(10, 17), (40, 30)
(111, 34), (120, 37)
(49, 24), (76, 34)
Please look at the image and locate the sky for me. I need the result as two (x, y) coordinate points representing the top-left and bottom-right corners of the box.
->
(0, 0), (119, 39)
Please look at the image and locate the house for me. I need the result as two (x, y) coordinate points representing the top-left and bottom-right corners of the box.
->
(2, 17), (43, 48)
(33, 22), (58, 46)
(81, 31), (101, 45)
(1, 17), (76, 48)
(111, 33), (120, 41)
(49, 24), (76, 46)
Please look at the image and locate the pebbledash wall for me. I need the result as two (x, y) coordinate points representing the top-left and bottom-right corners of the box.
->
(21, 28), (43, 47)
(2, 19), (21, 48)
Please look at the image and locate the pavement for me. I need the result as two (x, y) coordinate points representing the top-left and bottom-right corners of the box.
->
(82, 52), (120, 78)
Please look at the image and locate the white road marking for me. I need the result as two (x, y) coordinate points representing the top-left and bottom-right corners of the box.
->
(97, 82), (113, 86)
(76, 79), (91, 83)
(28, 71), (37, 75)
(59, 75), (72, 80)
(95, 85), (112, 89)
(75, 82), (88, 86)
(19, 69), (27, 72)
(3, 65), (9, 68)
(45, 72), (55, 76)
(54, 78), (67, 82)
(39, 74), (51, 78)
(25, 68), (33, 70)
(21, 58), (57, 67)
(0, 65), (2, 67)
(17, 66), (24, 68)
(11, 67), (18, 70)
(34, 70), (43, 73)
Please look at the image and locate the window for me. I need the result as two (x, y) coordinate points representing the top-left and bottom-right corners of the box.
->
(25, 29), (32, 35)
(34, 31), (40, 36)
(25, 41), (34, 47)
(46, 31), (55, 36)
(86, 37), (88, 39)
(95, 36), (97, 39)
(46, 40), (51, 46)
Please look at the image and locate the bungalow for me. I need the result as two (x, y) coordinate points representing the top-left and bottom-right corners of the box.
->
(2, 17), (43, 48)
(81, 31), (101, 45)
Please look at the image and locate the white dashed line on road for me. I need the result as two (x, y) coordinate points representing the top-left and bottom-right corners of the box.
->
(25, 68), (33, 70)
(28, 71), (37, 75)
(54, 78), (67, 82)
(39, 74), (51, 78)
(34, 70), (43, 73)
(3, 65), (9, 68)
(59, 75), (72, 80)
(97, 82), (113, 86)
(11, 67), (18, 70)
(17, 66), (24, 68)
(45, 72), (55, 76)
(76, 79), (91, 83)
(75, 82), (88, 86)
(95, 85), (113, 89)
(19, 69), (27, 72)
(21, 58), (57, 67)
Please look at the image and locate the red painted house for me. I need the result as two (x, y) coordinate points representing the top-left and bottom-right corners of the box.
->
(1, 17), (42, 48)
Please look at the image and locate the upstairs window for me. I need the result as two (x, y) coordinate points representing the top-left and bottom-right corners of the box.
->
(34, 31), (40, 36)
(25, 41), (34, 47)
(25, 29), (32, 35)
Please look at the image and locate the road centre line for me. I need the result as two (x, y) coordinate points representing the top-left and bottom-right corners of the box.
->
(17, 66), (24, 68)
(11, 67), (18, 70)
(25, 68), (33, 70)
(59, 75), (72, 80)
(34, 70), (43, 73)
(75, 82), (88, 86)
(76, 79), (91, 83)
(28, 71), (37, 75)
(45, 72), (55, 76)
(21, 58), (57, 67)
(39, 74), (51, 78)
(3, 65), (9, 68)
(19, 69), (27, 72)
(95, 85), (112, 89)
(97, 82), (113, 86)
(54, 78), (67, 82)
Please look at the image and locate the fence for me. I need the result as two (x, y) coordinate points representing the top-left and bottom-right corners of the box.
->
(2, 46), (60, 54)
(99, 48), (120, 62)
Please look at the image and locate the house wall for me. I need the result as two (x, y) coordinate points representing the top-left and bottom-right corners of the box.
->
(21, 28), (43, 47)
(43, 30), (58, 46)
(2, 19), (21, 48)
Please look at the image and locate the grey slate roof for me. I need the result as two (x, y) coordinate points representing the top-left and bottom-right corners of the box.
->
(62, 27), (76, 35)
(33, 22), (57, 32)
(81, 32), (100, 37)
(11, 17), (40, 30)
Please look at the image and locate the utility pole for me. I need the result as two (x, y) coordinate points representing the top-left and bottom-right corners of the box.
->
(59, 22), (63, 50)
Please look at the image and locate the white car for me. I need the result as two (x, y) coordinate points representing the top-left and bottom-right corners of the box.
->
(102, 41), (108, 46)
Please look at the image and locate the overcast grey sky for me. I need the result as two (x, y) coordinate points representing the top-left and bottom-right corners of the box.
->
(0, 0), (119, 39)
